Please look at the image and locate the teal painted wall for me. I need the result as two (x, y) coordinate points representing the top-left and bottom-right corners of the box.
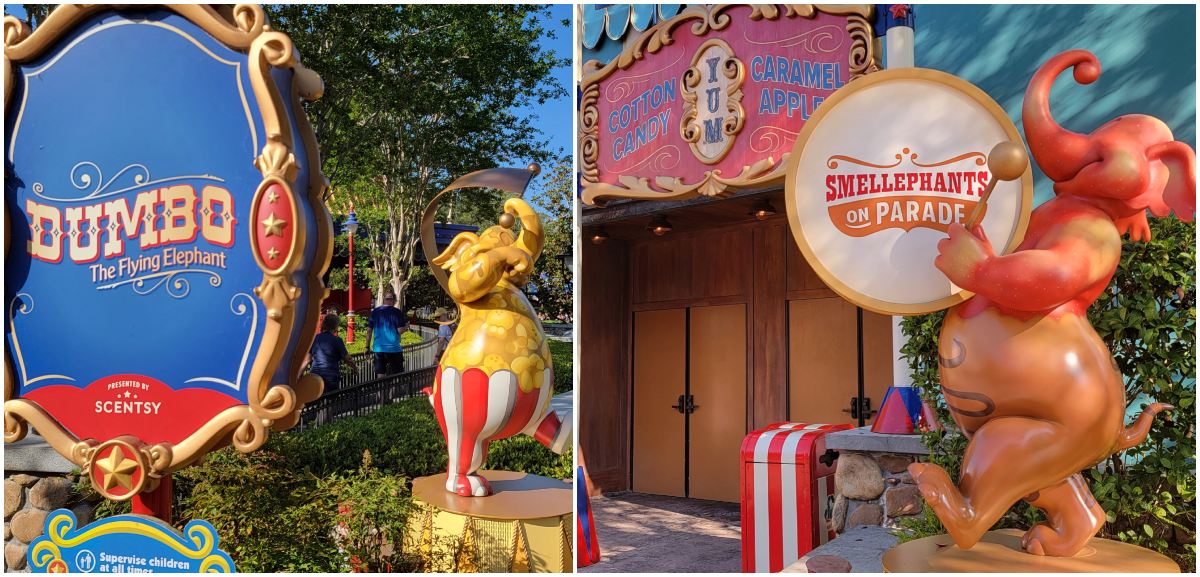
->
(915, 4), (1197, 204)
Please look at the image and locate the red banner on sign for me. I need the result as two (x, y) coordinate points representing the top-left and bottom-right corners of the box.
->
(581, 5), (876, 204)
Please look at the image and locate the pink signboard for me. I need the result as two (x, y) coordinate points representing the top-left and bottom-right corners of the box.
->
(580, 5), (878, 204)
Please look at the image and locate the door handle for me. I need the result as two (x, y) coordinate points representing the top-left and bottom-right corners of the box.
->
(671, 394), (687, 414)
(671, 394), (699, 414)
(842, 396), (860, 419)
(860, 396), (876, 419)
(841, 397), (875, 421)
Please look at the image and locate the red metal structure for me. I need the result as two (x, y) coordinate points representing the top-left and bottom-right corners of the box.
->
(740, 422), (853, 573)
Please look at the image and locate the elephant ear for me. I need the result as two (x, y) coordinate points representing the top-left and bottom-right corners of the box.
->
(1148, 141), (1196, 222)
(432, 232), (479, 270)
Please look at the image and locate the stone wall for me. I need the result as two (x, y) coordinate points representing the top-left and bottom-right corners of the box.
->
(4, 435), (98, 572)
(826, 428), (928, 535)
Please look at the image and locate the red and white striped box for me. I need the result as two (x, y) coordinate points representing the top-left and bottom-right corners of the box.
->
(740, 422), (854, 573)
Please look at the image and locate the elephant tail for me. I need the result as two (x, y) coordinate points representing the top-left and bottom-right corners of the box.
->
(1116, 403), (1172, 451)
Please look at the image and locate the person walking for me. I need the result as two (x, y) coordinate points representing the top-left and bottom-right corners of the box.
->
(305, 312), (350, 393)
(366, 293), (408, 377)
(434, 307), (455, 360)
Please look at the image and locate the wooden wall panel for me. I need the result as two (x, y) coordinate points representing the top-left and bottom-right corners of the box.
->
(785, 227), (839, 302)
(632, 236), (692, 304)
(580, 236), (630, 492)
(691, 227), (752, 300)
(751, 222), (788, 428)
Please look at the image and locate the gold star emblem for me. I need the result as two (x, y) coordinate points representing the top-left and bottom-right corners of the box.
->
(261, 213), (287, 237)
(267, 247), (280, 260)
(267, 190), (279, 204)
(95, 449), (139, 491)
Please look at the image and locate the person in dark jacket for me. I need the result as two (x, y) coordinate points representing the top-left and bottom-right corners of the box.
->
(306, 313), (350, 393)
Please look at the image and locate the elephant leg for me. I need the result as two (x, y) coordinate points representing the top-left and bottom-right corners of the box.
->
(434, 367), (497, 497)
(909, 417), (1078, 550)
(1021, 474), (1105, 556)
(528, 410), (572, 454)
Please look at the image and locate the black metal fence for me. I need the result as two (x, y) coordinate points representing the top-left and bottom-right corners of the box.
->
(297, 365), (437, 431)
(340, 336), (439, 388)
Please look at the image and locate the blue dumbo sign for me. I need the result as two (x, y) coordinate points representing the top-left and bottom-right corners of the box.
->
(4, 5), (332, 501)
(28, 510), (235, 573)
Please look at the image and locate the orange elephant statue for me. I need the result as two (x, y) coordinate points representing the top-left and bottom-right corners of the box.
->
(910, 49), (1195, 556)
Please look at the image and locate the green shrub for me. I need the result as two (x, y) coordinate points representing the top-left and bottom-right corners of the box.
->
(324, 451), (422, 572)
(76, 394), (570, 572)
(173, 449), (344, 572)
(549, 338), (573, 393)
(896, 217), (1196, 570)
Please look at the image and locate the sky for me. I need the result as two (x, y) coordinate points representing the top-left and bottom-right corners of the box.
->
(2, 3), (575, 200)
(522, 3), (574, 163)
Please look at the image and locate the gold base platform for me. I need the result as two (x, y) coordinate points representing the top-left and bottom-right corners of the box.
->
(883, 529), (1179, 573)
(410, 470), (572, 573)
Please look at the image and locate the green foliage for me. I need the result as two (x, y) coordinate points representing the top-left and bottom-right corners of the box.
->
(549, 338), (573, 394)
(527, 156), (574, 322)
(895, 218), (1196, 570)
(268, 4), (569, 305)
(486, 435), (573, 479)
(174, 450), (344, 572)
(323, 452), (421, 572)
(76, 397), (570, 571)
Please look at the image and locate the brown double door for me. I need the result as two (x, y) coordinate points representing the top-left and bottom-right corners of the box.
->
(788, 297), (894, 425)
(631, 304), (746, 502)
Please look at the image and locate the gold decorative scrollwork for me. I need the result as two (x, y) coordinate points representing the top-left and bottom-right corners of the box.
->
(4, 4), (331, 482)
(579, 4), (877, 206)
(846, 14), (881, 81)
(681, 39), (745, 165)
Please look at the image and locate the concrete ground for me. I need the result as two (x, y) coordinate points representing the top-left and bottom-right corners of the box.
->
(785, 525), (897, 573)
(581, 492), (742, 573)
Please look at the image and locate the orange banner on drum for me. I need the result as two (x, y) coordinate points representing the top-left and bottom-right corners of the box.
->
(827, 195), (983, 236)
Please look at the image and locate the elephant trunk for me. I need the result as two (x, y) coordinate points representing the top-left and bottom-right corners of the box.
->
(1022, 50), (1101, 183)
(504, 197), (543, 263)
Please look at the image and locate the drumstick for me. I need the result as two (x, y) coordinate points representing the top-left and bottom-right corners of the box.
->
(964, 141), (1029, 229)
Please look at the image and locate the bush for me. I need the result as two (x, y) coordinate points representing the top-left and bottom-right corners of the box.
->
(76, 395), (571, 571)
(549, 338), (573, 393)
(896, 217), (1196, 570)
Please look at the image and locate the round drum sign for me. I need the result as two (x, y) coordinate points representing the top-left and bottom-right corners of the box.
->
(785, 67), (1033, 315)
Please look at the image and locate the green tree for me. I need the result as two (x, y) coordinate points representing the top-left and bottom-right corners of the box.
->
(267, 4), (568, 308)
(527, 155), (573, 321)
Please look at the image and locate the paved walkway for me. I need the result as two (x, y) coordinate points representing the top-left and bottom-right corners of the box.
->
(581, 492), (742, 573)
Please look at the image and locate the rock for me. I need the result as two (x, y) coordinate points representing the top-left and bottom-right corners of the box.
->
(8, 474), (39, 487)
(71, 502), (94, 527)
(897, 472), (915, 484)
(876, 454), (913, 474)
(4, 480), (23, 519)
(835, 454), (885, 500)
(3, 522), (10, 540)
(805, 554), (852, 572)
(885, 485), (923, 518)
(832, 494), (847, 533)
(846, 503), (884, 527)
(28, 478), (71, 511)
(9, 508), (47, 543)
(5, 542), (28, 571)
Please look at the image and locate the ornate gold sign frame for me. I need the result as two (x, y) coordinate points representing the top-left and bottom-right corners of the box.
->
(681, 38), (745, 165)
(3, 4), (333, 497)
(579, 4), (879, 206)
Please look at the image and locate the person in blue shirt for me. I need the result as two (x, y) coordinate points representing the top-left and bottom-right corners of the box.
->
(305, 313), (350, 393)
(366, 293), (409, 377)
